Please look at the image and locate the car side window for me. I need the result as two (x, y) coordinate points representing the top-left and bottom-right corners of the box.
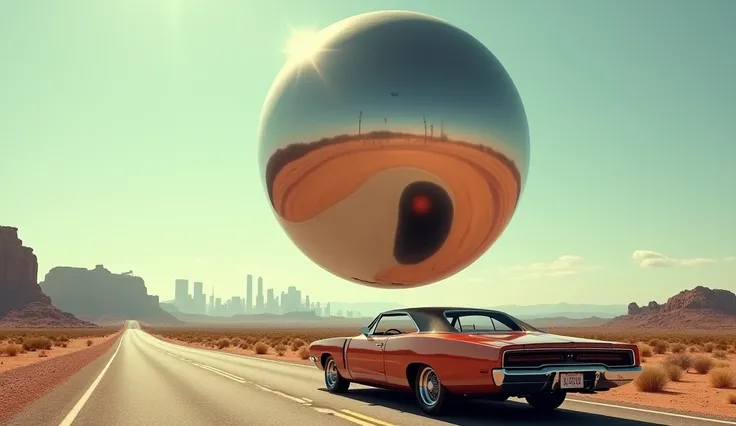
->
(456, 315), (496, 332)
(491, 318), (513, 331)
(373, 314), (417, 335)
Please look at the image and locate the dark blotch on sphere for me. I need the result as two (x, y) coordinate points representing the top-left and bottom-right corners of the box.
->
(258, 11), (530, 289)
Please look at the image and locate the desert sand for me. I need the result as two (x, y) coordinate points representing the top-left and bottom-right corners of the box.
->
(0, 333), (118, 374)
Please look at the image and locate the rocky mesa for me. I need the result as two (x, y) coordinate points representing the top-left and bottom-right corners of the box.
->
(605, 286), (736, 329)
(40, 265), (181, 325)
(0, 226), (96, 327)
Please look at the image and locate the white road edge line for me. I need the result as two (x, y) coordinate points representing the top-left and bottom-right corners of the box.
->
(566, 398), (736, 424)
(58, 330), (126, 426)
(303, 397), (313, 402)
(150, 333), (315, 369)
(198, 365), (247, 383)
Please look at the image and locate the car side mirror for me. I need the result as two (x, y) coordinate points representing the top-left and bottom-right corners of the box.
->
(360, 327), (371, 337)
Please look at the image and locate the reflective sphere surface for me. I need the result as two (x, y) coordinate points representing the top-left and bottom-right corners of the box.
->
(258, 11), (530, 288)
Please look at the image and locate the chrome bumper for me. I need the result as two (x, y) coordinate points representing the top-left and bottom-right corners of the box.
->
(491, 365), (642, 394)
(308, 355), (321, 369)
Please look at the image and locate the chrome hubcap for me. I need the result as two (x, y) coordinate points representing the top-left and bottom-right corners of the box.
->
(418, 367), (441, 406)
(325, 359), (338, 388)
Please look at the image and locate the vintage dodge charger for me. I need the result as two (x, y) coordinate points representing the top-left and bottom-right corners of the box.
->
(308, 307), (642, 415)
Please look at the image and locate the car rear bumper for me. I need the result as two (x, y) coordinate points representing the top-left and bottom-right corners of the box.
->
(491, 365), (642, 394)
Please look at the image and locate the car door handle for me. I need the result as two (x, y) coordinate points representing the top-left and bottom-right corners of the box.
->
(375, 343), (384, 347)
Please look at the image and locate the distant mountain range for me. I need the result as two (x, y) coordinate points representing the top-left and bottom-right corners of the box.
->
(326, 302), (627, 319)
(159, 300), (627, 320)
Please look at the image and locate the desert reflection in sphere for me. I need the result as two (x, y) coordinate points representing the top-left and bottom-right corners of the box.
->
(258, 11), (530, 289)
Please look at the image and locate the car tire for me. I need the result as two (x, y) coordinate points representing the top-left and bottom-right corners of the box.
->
(414, 365), (450, 416)
(324, 355), (350, 393)
(525, 391), (566, 411)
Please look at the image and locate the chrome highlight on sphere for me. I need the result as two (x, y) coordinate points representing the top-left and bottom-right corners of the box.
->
(258, 11), (530, 288)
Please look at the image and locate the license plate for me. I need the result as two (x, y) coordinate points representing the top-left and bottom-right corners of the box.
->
(560, 372), (584, 389)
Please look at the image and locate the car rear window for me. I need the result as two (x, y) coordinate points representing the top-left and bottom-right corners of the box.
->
(443, 312), (523, 332)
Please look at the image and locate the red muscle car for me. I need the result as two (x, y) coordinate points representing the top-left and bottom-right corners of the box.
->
(308, 307), (642, 415)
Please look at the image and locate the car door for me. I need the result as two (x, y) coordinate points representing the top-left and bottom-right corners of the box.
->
(346, 333), (389, 384)
(347, 313), (418, 384)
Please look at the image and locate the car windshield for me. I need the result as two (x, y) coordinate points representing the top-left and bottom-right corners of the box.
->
(443, 311), (526, 332)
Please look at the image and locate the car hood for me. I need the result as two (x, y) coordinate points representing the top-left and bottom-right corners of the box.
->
(459, 332), (619, 348)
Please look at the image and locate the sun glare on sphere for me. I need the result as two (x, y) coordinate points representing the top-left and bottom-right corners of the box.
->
(284, 30), (324, 64)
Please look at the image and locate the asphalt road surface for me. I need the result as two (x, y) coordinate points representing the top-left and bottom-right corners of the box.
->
(7, 321), (736, 426)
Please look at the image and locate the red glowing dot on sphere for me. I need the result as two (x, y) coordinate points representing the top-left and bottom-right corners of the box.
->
(411, 195), (431, 215)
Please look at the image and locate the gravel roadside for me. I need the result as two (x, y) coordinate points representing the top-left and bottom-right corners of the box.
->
(0, 332), (122, 423)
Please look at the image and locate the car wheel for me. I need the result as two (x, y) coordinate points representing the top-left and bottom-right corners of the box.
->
(324, 355), (350, 393)
(415, 365), (450, 416)
(525, 391), (566, 411)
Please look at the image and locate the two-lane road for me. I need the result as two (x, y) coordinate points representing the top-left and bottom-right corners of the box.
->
(7, 322), (736, 426)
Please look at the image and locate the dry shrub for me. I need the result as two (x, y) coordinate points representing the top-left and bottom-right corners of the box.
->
(297, 346), (310, 360)
(5, 344), (19, 356)
(728, 347), (736, 354)
(216, 338), (231, 349)
(275, 344), (286, 356)
(22, 337), (52, 351)
(708, 367), (736, 389)
(693, 355), (714, 374)
(664, 353), (693, 370)
(254, 342), (269, 354)
(670, 343), (686, 354)
(38, 349), (48, 358)
(634, 365), (669, 392)
(290, 338), (306, 352)
(86, 339), (93, 347)
(689, 346), (700, 353)
(662, 363), (683, 381)
(650, 339), (668, 355)
(715, 360), (731, 369)
(716, 343), (729, 351)
(230, 337), (242, 347)
(704, 342), (715, 353)
(728, 394), (736, 405)
(637, 343), (653, 358)
(713, 349), (727, 360)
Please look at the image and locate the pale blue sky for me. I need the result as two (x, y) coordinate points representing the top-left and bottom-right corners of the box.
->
(2, 0), (734, 308)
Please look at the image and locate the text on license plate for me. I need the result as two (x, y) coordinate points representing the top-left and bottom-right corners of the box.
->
(560, 372), (584, 389)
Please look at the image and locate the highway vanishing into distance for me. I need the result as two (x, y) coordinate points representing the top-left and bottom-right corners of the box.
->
(7, 322), (736, 426)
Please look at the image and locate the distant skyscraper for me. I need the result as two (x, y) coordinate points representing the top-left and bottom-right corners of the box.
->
(193, 281), (204, 314)
(209, 287), (214, 315)
(266, 288), (275, 314)
(174, 279), (189, 312)
(246, 275), (253, 313)
(255, 276), (264, 313)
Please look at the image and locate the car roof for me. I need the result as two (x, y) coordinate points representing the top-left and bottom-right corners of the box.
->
(377, 307), (538, 333)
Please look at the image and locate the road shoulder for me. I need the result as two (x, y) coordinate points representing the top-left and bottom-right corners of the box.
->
(0, 331), (123, 424)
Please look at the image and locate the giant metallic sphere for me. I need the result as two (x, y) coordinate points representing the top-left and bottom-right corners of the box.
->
(258, 11), (530, 289)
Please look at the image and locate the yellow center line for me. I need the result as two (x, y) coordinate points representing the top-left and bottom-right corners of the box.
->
(340, 409), (397, 426)
(333, 412), (383, 426)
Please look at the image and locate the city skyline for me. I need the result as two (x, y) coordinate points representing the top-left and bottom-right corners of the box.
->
(170, 275), (357, 318)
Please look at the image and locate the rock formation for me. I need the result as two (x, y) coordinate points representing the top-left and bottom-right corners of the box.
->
(0, 226), (96, 327)
(606, 286), (736, 329)
(40, 265), (181, 325)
